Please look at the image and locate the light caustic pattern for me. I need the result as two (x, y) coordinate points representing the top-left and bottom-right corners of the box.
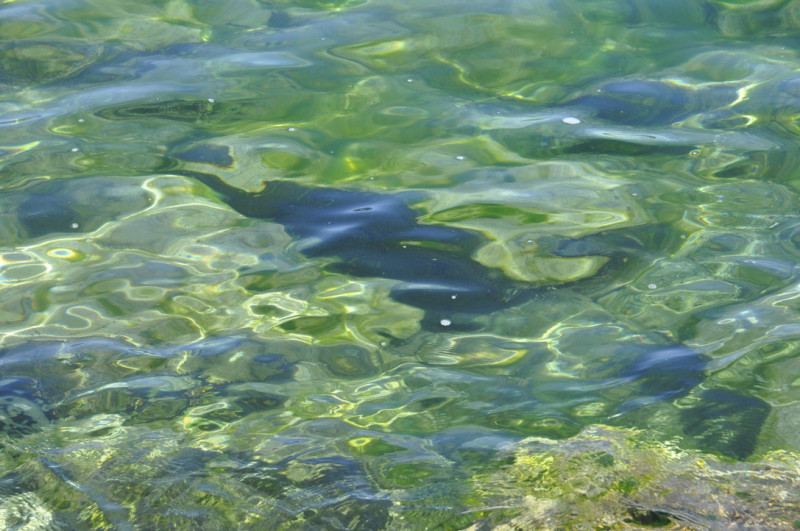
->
(1, 0), (800, 528)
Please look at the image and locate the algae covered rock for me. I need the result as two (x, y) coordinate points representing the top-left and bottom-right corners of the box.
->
(471, 425), (800, 530)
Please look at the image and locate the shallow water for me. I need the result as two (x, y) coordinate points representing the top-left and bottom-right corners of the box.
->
(3, 0), (800, 528)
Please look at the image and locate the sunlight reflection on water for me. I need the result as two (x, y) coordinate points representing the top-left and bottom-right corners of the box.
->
(1, 0), (800, 527)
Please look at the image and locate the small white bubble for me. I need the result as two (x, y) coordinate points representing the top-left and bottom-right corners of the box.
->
(207, 98), (215, 103)
(440, 319), (452, 327)
(648, 283), (657, 289)
(320, 37), (327, 41)
(71, 223), (79, 229)
(631, 191), (638, 196)
(288, 127), (296, 132)
(451, 295), (457, 300)
(562, 116), (581, 125)
(406, 78), (413, 83)
(77, 118), (84, 123)
(71, 147), (79, 152)
(379, 341), (388, 347)
(526, 239), (533, 243)
(402, 245), (407, 249)
(455, 155), (465, 160)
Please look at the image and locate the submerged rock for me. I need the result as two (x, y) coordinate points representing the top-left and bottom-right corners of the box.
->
(564, 79), (694, 126)
(0, 377), (48, 438)
(681, 388), (771, 460)
(9, 177), (152, 240)
(473, 425), (800, 530)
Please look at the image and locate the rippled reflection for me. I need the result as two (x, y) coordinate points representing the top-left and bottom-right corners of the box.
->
(2, 0), (800, 527)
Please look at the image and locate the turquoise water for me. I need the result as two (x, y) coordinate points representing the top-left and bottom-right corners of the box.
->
(3, 0), (800, 528)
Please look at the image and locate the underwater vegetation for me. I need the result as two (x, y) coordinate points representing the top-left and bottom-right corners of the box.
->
(472, 426), (800, 530)
(0, 339), (786, 529)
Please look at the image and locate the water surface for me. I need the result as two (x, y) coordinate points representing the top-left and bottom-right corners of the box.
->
(2, 0), (800, 528)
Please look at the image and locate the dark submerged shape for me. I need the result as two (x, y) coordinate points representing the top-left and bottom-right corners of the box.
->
(174, 169), (533, 331)
(681, 389), (771, 460)
(17, 194), (81, 238)
(563, 80), (692, 126)
(172, 168), (680, 330)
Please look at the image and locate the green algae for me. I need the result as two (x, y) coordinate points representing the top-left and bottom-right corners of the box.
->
(475, 426), (800, 530)
(3, 422), (800, 529)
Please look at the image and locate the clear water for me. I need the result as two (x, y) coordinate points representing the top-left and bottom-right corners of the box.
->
(2, 0), (800, 528)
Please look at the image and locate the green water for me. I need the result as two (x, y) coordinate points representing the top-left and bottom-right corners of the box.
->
(3, 0), (800, 528)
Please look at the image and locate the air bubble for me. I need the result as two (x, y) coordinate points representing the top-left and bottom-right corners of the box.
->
(440, 319), (452, 327)
(562, 116), (581, 125)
